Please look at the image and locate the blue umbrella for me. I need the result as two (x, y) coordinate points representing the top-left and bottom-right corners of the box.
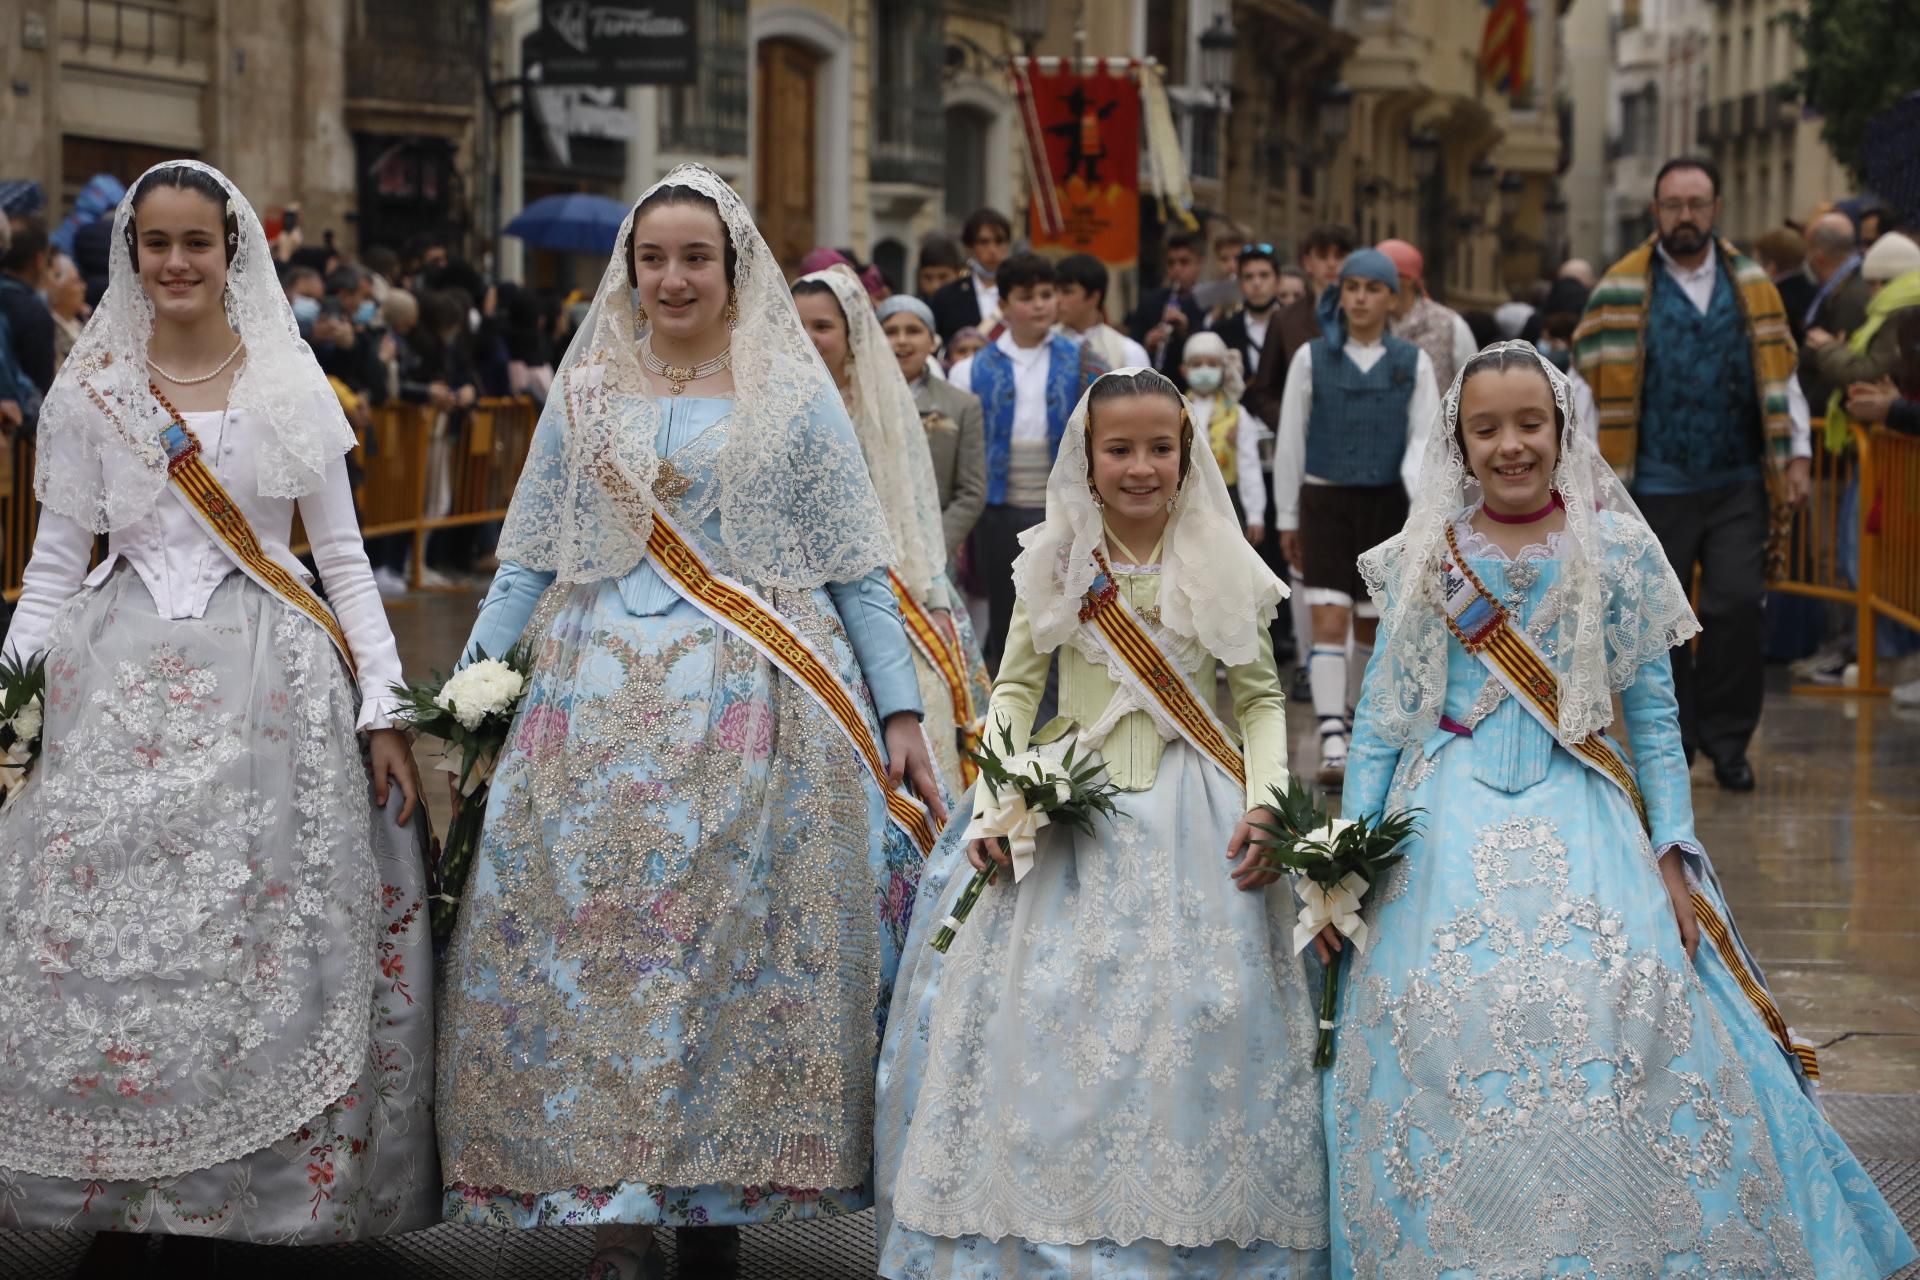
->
(0, 179), (45, 218)
(502, 192), (630, 255)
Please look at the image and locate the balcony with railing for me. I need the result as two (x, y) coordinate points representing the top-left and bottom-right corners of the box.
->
(346, 0), (483, 107)
(870, 0), (946, 189)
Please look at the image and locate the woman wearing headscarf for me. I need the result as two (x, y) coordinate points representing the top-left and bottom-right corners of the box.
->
(434, 166), (946, 1280)
(795, 263), (989, 798)
(1328, 340), (1916, 1278)
(0, 160), (436, 1261)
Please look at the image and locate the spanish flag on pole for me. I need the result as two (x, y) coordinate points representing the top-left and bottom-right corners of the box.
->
(1479, 0), (1532, 97)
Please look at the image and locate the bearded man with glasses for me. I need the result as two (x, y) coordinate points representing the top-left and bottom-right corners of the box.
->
(1573, 156), (1814, 794)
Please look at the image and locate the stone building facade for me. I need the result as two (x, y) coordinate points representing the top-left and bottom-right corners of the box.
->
(2, 0), (485, 257)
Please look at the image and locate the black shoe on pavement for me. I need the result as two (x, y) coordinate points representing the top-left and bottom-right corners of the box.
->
(1289, 666), (1312, 703)
(1713, 757), (1756, 792)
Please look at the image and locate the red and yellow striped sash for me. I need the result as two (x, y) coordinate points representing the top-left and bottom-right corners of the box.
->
(888, 570), (980, 786)
(1079, 567), (1244, 788)
(143, 385), (356, 674)
(1692, 892), (1820, 1079)
(626, 501), (937, 856)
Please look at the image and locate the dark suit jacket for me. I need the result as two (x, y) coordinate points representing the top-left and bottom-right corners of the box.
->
(1241, 292), (1327, 429)
(1774, 270), (1816, 347)
(930, 276), (986, 344)
(1799, 266), (1872, 418)
(1126, 285), (1208, 385)
(1211, 307), (1276, 390)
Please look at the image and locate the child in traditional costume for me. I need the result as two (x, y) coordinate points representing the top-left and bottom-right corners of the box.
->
(1328, 341), (1916, 1278)
(876, 368), (1331, 1279)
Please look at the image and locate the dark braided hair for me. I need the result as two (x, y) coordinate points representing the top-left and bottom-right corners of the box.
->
(125, 164), (240, 267)
(624, 184), (739, 289)
(1452, 344), (1567, 454)
(1084, 368), (1195, 485)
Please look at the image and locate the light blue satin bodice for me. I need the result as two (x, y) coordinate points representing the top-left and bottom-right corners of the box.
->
(1345, 551), (1701, 855)
(462, 396), (923, 721)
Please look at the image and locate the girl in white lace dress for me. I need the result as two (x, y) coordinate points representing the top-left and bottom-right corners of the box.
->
(0, 162), (437, 1268)
(876, 368), (1332, 1279)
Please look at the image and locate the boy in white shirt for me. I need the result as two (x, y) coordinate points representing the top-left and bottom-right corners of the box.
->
(1052, 253), (1150, 372)
(1274, 247), (1440, 784)
(947, 252), (1105, 666)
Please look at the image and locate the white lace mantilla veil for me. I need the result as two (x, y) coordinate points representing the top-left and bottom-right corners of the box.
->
(493, 165), (894, 588)
(800, 263), (946, 606)
(1012, 367), (1287, 668)
(1357, 338), (1701, 749)
(34, 160), (355, 531)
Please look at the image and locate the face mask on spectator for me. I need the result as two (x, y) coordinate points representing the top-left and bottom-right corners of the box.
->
(291, 295), (321, 326)
(1186, 365), (1224, 393)
(354, 298), (378, 327)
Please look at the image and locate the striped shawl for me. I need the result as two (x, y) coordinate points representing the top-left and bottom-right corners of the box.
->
(1574, 237), (1797, 579)
(1572, 236), (1798, 483)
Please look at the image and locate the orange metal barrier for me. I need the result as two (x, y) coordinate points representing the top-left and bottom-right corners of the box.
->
(1770, 422), (1920, 695)
(2, 396), (540, 601)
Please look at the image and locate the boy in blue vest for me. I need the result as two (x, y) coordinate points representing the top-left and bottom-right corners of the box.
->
(1274, 247), (1440, 784)
(948, 252), (1105, 668)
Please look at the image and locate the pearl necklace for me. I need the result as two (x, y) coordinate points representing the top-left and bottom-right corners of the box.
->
(641, 342), (731, 396)
(146, 337), (246, 386)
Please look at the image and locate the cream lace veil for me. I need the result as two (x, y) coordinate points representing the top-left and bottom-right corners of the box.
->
(494, 165), (894, 587)
(799, 263), (946, 605)
(1013, 367), (1286, 667)
(1357, 339), (1700, 748)
(34, 159), (355, 531)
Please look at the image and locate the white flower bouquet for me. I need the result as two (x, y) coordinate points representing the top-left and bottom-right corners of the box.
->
(0, 651), (47, 809)
(1252, 776), (1422, 1066)
(930, 723), (1122, 954)
(391, 646), (534, 944)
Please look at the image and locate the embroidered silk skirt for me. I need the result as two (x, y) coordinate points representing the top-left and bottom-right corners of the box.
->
(876, 739), (1331, 1279)
(0, 567), (438, 1241)
(437, 577), (924, 1228)
(1326, 737), (1918, 1279)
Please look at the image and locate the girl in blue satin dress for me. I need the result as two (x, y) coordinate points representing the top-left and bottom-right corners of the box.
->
(432, 167), (947, 1280)
(1330, 341), (1916, 1278)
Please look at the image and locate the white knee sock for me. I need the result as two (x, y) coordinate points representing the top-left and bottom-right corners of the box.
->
(1309, 645), (1348, 724)
(1289, 570), (1312, 659)
(1347, 641), (1373, 714)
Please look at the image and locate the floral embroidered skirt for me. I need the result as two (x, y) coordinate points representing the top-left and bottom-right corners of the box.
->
(876, 739), (1331, 1279)
(0, 567), (438, 1241)
(1326, 738), (1918, 1279)
(437, 578), (923, 1228)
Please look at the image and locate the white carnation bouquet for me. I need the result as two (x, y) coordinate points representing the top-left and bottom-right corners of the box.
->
(1252, 776), (1422, 1066)
(0, 651), (47, 810)
(930, 722), (1121, 954)
(391, 645), (534, 944)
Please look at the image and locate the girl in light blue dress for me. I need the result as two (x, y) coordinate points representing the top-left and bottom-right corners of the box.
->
(877, 369), (1330, 1279)
(432, 166), (947, 1280)
(1331, 340), (1916, 1278)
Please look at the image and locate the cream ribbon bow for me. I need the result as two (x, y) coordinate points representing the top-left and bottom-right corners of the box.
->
(1292, 871), (1371, 956)
(0, 738), (33, 809)
(428, 739), (502, 798)
(961, 752), (1067, 883)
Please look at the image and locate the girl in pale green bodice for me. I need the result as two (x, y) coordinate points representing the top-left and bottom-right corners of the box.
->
(876, 369), (1333, 1280)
